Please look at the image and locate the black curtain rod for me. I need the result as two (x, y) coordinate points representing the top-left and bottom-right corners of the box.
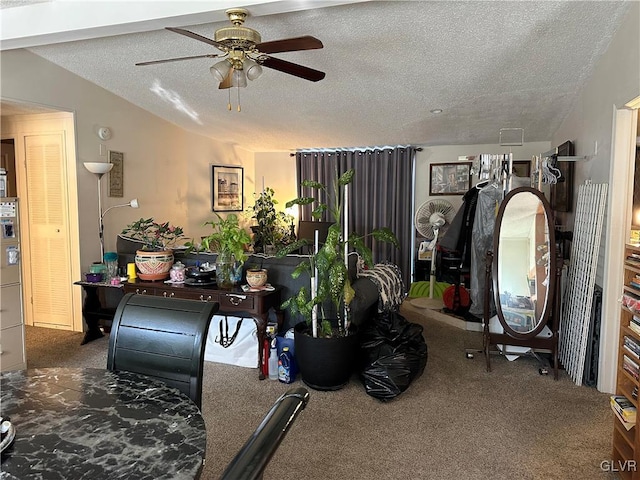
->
(289, 147), (423, 156)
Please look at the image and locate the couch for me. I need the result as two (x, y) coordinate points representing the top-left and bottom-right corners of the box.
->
(116, 236), (380, 332)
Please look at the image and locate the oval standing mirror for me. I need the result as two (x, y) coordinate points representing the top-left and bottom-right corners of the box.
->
(492, 187), (556, 339)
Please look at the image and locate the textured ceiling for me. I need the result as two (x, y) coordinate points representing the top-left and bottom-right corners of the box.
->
(1, 1), (632, 151)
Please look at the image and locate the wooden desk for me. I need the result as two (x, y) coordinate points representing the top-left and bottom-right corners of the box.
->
(0, 368), (206, 479)
(123, 280), (282, 379)
(73, 281), (124, 344)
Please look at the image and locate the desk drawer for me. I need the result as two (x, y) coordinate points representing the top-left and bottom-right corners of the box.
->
(219, 293), (254, 311)
(124, 285), (155, 296)
(170, 290), (217, 303)
(1, 284), (22, 328)
(0, 324), (26, 372)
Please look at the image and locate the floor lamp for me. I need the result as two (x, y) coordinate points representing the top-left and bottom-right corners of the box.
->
(83, 162), (139, 261)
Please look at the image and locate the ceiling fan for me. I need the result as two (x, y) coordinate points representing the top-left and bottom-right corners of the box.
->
(136, 8), (325, 93)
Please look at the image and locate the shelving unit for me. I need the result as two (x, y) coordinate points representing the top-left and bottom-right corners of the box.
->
(612, 243), (640, 479)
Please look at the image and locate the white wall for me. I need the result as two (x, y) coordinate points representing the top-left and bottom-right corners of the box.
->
(1, 49), (254, 270)
(414, 142), (551, 214)
(549, 1), (640, 393)
(253, 151), (297, 214)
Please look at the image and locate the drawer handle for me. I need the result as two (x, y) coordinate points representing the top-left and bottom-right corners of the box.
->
(227, 294), (247, 306)
(199, 295), (212, 302)
(135, 289), (147, 295)
(163, 291), (175, 298)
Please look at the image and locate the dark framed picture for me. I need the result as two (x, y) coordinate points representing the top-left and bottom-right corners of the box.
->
(211, 165), (243, 211)
(108, 150), (124, 197)
(512, 160), (531, 177)
(550, 141), (575, 212)
(429, 162), (471, 195)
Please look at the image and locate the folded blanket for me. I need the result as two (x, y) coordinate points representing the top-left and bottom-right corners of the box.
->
(357, 261), (405, 313)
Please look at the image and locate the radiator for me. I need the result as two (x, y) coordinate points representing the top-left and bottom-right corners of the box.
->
(559, 182), (608, 385)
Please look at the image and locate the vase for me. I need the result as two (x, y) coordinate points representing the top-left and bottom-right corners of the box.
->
(134, 250), (174, 281)
(294, 321), (359, 391)
(246, 268), (268, 288)
(216, 252), (242, 289)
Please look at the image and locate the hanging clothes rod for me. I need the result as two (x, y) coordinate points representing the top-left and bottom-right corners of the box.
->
(541, 146), (587, 162)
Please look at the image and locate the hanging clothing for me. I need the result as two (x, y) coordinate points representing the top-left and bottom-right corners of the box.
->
(439, 185), (480, 271)
(468, 183), (503, 317)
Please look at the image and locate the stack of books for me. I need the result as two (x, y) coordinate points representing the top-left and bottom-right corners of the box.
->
(623, 354), (639, 380)
(624, 335), (640, 360)
(627, 252), (640, 267)
(630, 315), (640, 336)
(610, 395), (637, 429)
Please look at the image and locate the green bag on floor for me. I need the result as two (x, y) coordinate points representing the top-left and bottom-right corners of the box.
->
(408, 281), (450, 299)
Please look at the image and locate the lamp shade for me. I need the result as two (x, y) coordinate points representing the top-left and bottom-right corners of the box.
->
(210, 60), (232, 82)
(231, 69), (247, 88)
(243, 59), (263, 81)
(129, 198), (139, 208)
(84, 162), (114, 175)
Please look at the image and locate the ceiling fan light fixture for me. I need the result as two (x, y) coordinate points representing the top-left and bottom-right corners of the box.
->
(210, 60), (231, 82)
(243, 58), (263, 81)
(231, 69), (247, 88)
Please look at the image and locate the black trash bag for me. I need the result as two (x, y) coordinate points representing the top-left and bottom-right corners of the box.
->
(359, 312), (428, 401)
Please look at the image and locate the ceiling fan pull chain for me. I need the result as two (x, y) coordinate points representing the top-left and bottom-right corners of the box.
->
(237, 86), (241, 112)
(227, 89), (232, 111)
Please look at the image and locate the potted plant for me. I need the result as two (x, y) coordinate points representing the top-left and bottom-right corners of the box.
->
(278, 169), (399, 390)
(121, 217), (185, 280)
(198, 213), (251, 289)
(248, 187), (295, 254)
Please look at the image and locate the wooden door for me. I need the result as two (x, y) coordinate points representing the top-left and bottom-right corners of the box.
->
(23, 133), (74, 328)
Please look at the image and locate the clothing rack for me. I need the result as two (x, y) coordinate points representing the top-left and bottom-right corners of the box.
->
(475, 152), (514, 198)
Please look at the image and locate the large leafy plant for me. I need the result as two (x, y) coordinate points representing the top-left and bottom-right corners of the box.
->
(278, 169), (399, 338)
(121, 218), (184, 251)
(248, 187), (295, 252)
(192, 213), (251, 263)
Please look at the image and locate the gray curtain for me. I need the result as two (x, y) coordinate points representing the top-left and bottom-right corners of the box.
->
(295, 147), (414, 287)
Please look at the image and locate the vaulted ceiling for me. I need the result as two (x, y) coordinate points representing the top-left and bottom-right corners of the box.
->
(0, 1), (632, 151)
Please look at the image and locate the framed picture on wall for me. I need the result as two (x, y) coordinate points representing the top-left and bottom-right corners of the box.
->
(212, 165), (243, 211)
(108, 150), (124, 197)
(429, 162), (471, 195)
(512, 160), (531, 178)
(550, 141), (575, 212)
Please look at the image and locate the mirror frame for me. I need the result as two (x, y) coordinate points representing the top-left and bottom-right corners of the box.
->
(491, 187), (556, 340)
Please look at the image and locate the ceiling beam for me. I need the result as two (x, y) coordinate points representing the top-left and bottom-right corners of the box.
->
(0, 0), (368, 51)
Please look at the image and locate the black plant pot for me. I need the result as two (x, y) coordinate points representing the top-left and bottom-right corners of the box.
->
(294, 321), (359, 391)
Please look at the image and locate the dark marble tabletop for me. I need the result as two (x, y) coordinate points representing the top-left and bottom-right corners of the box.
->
(0, 368), (206, 479)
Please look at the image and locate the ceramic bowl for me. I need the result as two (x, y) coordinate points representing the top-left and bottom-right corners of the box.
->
(246, 269), (268, 288)
(185, 267), (214, 283)
(85, 272), (103, 283)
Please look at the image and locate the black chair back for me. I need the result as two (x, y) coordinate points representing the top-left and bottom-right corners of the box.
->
(107, 293), (218, 409)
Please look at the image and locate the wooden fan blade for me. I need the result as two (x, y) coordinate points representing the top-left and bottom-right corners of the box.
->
(166, 27), (226, 50)
(256, 35), (323, 54)
(136, 53), (220, 66)
(260, 56), (325, 82)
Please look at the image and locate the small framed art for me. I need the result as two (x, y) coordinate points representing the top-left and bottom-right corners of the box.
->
(212, 165), (243, 211)
(108, 150), (124, 197)
(429, 162), (471, 196)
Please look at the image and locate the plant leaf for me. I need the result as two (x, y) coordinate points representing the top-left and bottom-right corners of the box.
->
(301, 180), (325, 190)
(338, 169), (355, 186)
(371, 227), (400, 248)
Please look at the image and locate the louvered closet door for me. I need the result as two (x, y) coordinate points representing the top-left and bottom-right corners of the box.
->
(24, 133), (73, 329)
